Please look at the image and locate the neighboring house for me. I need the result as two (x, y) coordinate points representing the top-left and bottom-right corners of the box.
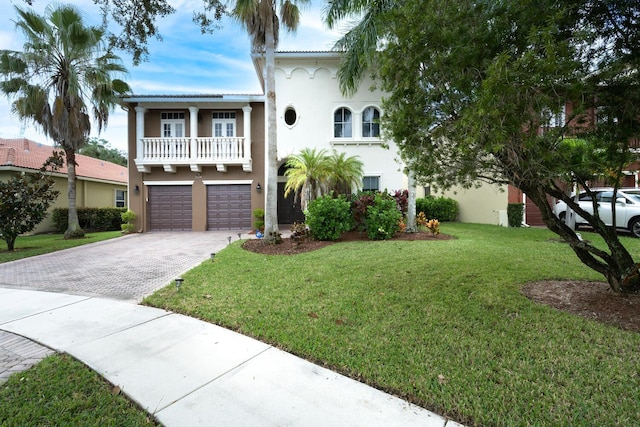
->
(436, 101), (640, 227)
(124, 51), (407, 232)
(0, 138), (128, 233)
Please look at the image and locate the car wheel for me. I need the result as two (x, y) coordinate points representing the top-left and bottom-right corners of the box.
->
(630, 218), (640, 238)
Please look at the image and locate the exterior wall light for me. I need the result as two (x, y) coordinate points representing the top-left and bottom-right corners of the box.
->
(256, 182), (262, 192)
(134, 184), (140, 195)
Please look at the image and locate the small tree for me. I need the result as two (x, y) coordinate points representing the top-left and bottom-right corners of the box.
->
(0, 153), (62, 251)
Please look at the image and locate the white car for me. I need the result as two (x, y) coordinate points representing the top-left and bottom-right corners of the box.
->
(553, 188), (640, 237)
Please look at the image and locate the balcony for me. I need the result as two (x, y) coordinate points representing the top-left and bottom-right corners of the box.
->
(135, 137), (252, 173)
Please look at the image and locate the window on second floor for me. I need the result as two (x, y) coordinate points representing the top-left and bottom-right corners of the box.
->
(161, 112), (185, 137)
(213, 111), (236, 137)
(362, 107), (380, 137)
(334, 107), (353, 138)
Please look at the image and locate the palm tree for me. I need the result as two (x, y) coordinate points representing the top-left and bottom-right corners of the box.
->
(327, 150), (363, 195)
(0, 4), (130, 239)
(324, 0), (394, 96)
(233, 0), (309, 241)
(284, 148), (332, 212)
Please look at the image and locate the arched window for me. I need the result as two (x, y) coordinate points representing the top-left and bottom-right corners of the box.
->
(362, 106), (380, 137)
(334, 107), (352, 138)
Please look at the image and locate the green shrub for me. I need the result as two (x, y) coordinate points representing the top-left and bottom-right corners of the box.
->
(253, 208), (265, 231)
(507, 203), (524, 227)
(121, 210), (137, 233)
(52, 207), (127, 233)
(416, 196), (459, 221)
(365, 193), (402, 240)
(306, 194), (353, 241)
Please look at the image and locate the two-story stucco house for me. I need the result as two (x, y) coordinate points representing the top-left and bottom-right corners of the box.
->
(124, 51), (407, 232)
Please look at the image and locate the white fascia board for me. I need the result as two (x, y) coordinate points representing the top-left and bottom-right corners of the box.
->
(202, 180), (254, 185)
(124, 95), (264, 108)
(143, 181), (194, 186)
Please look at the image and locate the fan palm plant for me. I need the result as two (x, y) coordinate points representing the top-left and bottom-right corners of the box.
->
(232, 0), (309, 241)
(327, 150), (364, 195)
(0, 4), (130, 238)
(284, 148), (332, 212)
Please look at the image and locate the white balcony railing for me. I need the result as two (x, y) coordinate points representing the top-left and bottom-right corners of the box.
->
(141, 137), (191, 161)
(136, 136), (251, 173)
(195, 137), (245, 160)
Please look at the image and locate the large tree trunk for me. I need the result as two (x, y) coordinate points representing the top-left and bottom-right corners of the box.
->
(6, 236), (17, 251)
(262, 23), (280, 243)
(64, 149), (84, 239)
(525, 185), (639, 293)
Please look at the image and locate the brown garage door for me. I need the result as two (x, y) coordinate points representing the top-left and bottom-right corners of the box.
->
(207, 184), (251, 230)
(148, 185), (192, 231)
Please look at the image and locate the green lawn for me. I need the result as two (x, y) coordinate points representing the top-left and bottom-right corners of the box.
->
(0, 231), (122, 263)
(144, 223), (640, 426)
(0, 354), (157, 426)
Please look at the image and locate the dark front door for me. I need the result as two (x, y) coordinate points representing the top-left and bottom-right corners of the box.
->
(277, 182), (305, 224)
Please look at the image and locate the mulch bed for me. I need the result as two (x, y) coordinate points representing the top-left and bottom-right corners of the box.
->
(522, 280), (640, 333)
(242, 230), (452, 255)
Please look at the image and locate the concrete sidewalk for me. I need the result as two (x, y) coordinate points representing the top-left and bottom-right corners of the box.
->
(0, 287), (461, 427)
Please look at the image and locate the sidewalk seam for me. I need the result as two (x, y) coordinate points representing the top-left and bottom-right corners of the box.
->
(153, 345), (274, 414)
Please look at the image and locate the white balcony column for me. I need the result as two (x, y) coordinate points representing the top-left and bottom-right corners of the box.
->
(135, 106), (145, 160)
(189, 106), (199, 158)
(242, 104), (252, 159)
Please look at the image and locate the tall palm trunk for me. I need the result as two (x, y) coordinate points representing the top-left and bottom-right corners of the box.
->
(263, 18), (280, 241)
(64, 148), (83, 238)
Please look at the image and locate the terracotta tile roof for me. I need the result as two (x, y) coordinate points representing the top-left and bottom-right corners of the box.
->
(0, 138), (127, 184)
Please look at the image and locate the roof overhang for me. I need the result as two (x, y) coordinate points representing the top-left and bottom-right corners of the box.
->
(121, 94), (264, 109)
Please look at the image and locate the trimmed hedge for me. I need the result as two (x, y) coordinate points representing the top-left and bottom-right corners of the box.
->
(416, 196), (459, 221)
(507, 203), (524, 227)
(51, 207), (127, 233)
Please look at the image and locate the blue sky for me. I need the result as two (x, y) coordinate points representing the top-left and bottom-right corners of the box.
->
(0, 0), (345, 152)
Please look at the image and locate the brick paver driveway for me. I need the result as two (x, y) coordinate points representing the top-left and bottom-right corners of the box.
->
(0, 232), (243, 302)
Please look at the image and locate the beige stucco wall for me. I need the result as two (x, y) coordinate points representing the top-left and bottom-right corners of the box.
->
(433, 183), (509, 226)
